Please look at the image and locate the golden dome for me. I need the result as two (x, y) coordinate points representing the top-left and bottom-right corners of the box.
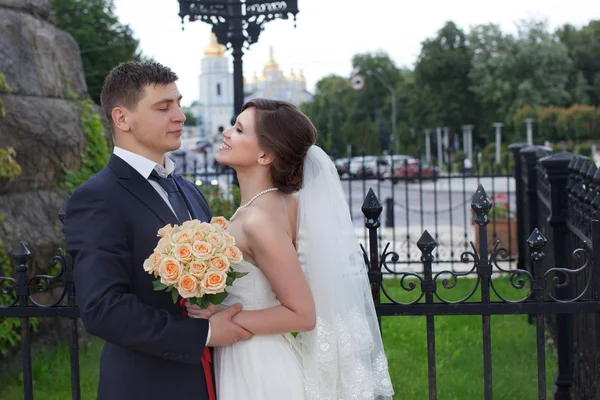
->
(298, 69), (306, 82)
(288, 68), (297, 80)
(204, 32), (226, 58)
(251, 71), (259, 83)
(263, 46), (279, 74)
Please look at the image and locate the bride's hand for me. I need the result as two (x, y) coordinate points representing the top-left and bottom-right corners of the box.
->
(184, 301), (222, 319)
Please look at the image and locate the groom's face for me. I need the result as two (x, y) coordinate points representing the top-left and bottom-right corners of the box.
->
(125, 82), (186, 157)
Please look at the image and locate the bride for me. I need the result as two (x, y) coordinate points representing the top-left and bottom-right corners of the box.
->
(185, 99), (394, 399)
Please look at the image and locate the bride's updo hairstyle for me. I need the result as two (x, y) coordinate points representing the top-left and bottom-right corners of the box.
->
(241, 99), (317, 194)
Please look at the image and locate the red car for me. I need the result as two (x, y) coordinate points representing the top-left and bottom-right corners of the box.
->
(392, 159), (439, 182)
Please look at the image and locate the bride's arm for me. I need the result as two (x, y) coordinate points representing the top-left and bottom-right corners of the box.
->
(230, 209), (316, 335)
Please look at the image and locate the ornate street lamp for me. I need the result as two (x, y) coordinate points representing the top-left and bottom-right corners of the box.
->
(177, 1), (299, 124)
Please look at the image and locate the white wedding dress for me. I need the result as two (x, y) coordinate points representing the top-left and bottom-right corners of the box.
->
(214, 259), (306, 400)
(214, 145), (394, 400)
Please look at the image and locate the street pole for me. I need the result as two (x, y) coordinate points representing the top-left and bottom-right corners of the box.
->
(229, 1), (244, 124)
(177, 0), (299, 124)
(177, 1), (299, 187)
(366, 69), (396, 152)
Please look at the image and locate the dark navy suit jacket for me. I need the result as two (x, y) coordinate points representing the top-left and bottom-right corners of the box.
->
(64, 154), (213, 400)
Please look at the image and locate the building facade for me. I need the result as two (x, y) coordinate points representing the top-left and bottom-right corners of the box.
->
(197, 34), (234, 139)
(196, 33), (313, 139)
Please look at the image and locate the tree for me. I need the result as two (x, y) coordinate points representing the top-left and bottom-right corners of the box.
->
(301, 75), (353, 155)
(184, 112), (198, 126)
(51, 0), (145, 103)
(413, 21), (478, 135)
(467, 24), (516, 126)
(469, 21), (574, 141)
(557, 20), (600, 106)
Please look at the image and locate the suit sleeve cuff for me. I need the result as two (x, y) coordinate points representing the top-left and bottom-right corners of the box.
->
(205, 321), (211, 346)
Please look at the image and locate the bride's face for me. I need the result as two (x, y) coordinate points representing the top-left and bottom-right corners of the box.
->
(216, 107), (267, 168)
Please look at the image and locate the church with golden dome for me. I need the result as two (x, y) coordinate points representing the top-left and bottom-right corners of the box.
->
(197, 33), (313, 138)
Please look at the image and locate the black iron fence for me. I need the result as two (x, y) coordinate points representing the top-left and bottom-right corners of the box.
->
(364, 182), (600, 400)
(509, 143), (600, 400)
(1, 144), (599, 399)
(173, 148), (518, 273)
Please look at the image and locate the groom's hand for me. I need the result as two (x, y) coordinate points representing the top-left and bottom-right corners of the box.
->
(207, 303), (253, 347)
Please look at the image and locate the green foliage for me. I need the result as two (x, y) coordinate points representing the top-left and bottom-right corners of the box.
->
(184, 112), (198, 126)
(557, 20), (600, 106)
(301, 19), (600, 155)
(574, 143), (593, 159)
(0, 70), (26, 357)
(0, 71), (11, 117)
(0, 147), (21, 182)
(453, 150), (467, 171)
(51, 0), (146, 103)
(0, 215), (39, 357)
(414, 22), (478, 132)
(62, 94), (111, 192)
(513, 104), (600, 142)
(197, 184), (241, 220)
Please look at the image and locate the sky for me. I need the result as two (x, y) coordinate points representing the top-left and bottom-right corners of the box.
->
(113, 0), (600, 107)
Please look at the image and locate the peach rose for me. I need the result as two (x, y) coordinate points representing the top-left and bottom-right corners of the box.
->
(209, 255), (230, 272)
(173, 243), (193, 263)
(143, 252), (165, 274)
(155, 236), (172, 253)
(182, 220), (200, 230)
(189, 260), (209, 278)
(200, 270), (227, 295)
(158, 257), (183, 285)
(191, 240), (213, 260)
(177, 274), (201, 298)
(192, 230), (207, 243)
(197, 222), (214, 235)
(223, 246), (243, 263)
(172, 230), (193, 244)
(222, 233), (236, 248)
(206, 232), (224, 251)
(157, 224), (174, 238)
(211, 216), (229, 230)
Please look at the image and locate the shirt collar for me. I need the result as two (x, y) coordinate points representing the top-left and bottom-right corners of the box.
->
(113, 146), (176, 179)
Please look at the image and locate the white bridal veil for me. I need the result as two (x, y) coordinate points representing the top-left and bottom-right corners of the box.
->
(296, 145), (394, 400)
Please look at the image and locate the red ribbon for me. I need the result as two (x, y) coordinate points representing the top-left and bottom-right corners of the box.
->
(180, 298), (216, 400)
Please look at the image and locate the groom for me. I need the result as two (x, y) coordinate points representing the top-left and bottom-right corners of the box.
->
(64, 61), (252, 400)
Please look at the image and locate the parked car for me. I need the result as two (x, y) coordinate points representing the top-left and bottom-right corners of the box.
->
(391, 159), (439, 183)
(348, 157), (387, 179)
(334, 157), (351, 176)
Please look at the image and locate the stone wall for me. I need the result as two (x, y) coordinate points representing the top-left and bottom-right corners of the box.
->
(0, 0), (87, 272)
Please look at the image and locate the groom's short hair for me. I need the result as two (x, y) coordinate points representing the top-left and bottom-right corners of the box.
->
(100, 61), (178, 131)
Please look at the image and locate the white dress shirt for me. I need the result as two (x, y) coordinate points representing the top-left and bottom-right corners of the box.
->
(113, 146), (211, 345)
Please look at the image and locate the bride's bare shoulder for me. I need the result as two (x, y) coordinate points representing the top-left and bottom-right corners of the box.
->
(242, 194), (296, 236)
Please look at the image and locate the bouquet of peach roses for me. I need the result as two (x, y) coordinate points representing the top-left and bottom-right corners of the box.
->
(143, 217), (245, 309)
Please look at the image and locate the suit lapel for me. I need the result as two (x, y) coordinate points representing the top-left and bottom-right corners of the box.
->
(108, 155), (179, 226)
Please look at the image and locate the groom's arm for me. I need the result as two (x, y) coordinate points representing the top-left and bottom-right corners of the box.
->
(64, 182), (208, 364)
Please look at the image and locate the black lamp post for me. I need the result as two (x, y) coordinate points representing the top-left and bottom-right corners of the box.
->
(177, 1), (299, 124)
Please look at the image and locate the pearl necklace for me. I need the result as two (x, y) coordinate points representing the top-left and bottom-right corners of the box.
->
(230, 187), (279, 221)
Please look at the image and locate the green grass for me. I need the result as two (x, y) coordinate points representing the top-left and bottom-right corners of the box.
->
(1, 339), (102, 400)
(382, 275), (557, 399)
(1, 277), (557, 400)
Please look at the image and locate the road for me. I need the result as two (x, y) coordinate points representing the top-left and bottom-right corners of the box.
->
(342, 176), (515, 230)
(171, 145), (519, 270)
